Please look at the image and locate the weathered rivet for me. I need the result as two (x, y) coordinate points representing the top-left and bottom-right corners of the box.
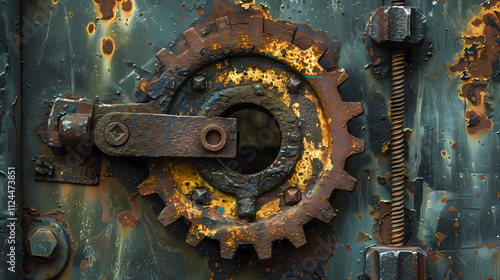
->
(286, 76), (304, 95)
(201, 125), (227, 152)
(193, 75), (208, 92)
(85, 166), (98, 179)
(104, 122), (129, 147)
(28, 227), (59, 259)
(284, 187), (301, 205)
(192, 187), (211, 205)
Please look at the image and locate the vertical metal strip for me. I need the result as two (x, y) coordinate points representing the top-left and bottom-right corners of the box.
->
(0, 1), (23, 278)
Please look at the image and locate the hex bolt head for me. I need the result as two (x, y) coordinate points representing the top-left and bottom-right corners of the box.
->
(192, 187), (211, 205)
(193, 75), (208, 92)
(286, 76), (304, 95)
(284, 187), (301, 206)
(104, 122), (130, 147)
(28, 227), (58, 259)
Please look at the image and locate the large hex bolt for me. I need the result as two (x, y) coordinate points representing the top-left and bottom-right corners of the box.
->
(369, 6), (426, 45)
(286, 76), (304, 95)
(365, 246), (426, 280)
(284, 187), (301, 206)
(28, 227), (59, 260)
(104, 122), (130, 147)
(193, 75), (208, 92)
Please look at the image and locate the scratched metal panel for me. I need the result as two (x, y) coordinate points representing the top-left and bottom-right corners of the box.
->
(0, 1), (22, 279)
(17, 0), (500, 279)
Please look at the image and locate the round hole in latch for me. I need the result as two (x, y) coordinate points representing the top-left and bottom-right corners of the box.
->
(219, 103), (281, 174)
(206, 129), (222, 146)
(201, 125), (227, 152)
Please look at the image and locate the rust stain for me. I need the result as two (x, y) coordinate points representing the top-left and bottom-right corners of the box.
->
(477, 244), (483, 249)
(449, 206), (457, 212)
(427, 248), (445, 262)
(441, 197), (448, 203)
(356, 214), (363, 220)
(477, 193), (482, 198)
(79, 259), (92, 270)
(87, 22), (96, 34)
(93, 0), (118, 20)
(450, 141), (457, 149)
(441, 150), (447, 157)
(121, 0), (133, 12)
(449, 2), (500, 136)
(345, 244), (352, 252)
(493, 252), (499, 258)
(355, 230), (370, 242)
(52, 0), (58, 4)
(404, 128), (413, 142)
(480, 175), (486, 180)
(118, 211), (138, 232)
(364, 169), (371, 179)
(487, 242), (494, 249)
(435, 232), (447, 247)
(101, 37), (115, 55)
(454, 219), (460, 227)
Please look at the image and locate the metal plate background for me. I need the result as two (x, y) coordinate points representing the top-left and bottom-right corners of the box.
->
(0, 0), (498, 279)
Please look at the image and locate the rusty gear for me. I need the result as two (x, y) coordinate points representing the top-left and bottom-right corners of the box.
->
(137, 2), (364, 259)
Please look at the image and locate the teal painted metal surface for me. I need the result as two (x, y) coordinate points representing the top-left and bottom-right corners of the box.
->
(4, 0), (499, 279)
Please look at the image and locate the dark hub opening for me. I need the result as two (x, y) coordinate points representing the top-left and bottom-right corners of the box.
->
(219, 103), (281, 174)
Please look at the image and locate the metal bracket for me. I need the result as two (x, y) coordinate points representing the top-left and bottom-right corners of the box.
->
(93, 112), (237, 158)
(36, 97), (237, 185)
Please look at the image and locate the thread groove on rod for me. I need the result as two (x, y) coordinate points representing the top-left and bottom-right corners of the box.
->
(390, 49), (406, 246)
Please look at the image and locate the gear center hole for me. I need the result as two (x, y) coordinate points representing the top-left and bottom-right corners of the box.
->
(219, 103), (281, 174)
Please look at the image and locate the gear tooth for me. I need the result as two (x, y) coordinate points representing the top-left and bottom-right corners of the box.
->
(216, 17), (232, 34)
(220, 242), (237, 259)
(316, 203), (336, 223)
(309, 42), (327, 60)
(326, 171), (357, 192)
(254, 243), (273, 259)
(288, 228), (307, 248)
(343, 101), (364, 118)
(264, 20), (296, 42)
(186, 226), (205, 247)
(158, 205), (180, 227)
(183, 28), (203, 45)
(156, 48), (176, 68)
(247, 15), (264, 34)
(346, 133), (365, 154)
(336, 68), (349, 85)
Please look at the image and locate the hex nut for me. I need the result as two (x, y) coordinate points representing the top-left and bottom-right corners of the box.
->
(365, 246), (426, 280)
(28, 227), (58, 259)
(369, 6), (426, 45)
